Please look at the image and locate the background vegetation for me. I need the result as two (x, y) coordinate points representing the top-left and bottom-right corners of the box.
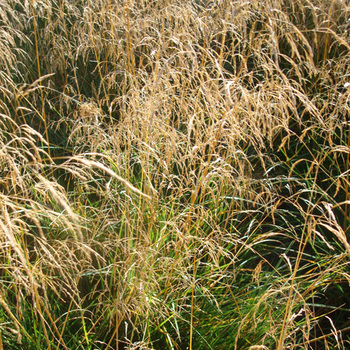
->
(0, 0), (350, 348)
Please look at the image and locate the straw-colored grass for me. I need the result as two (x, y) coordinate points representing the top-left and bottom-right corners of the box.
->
(0, 0), (350, 348)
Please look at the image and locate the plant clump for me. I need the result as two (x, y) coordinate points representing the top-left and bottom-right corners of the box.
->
(0, 0), (350, 349)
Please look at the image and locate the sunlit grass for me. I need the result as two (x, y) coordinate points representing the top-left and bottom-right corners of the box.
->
(0, 0), (349, 349)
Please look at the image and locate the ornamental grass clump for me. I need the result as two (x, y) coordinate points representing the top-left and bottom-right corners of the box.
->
(0, 0), (349, 349)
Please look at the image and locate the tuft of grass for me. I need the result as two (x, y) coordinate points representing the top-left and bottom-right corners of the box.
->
(0, 0), (350, 348)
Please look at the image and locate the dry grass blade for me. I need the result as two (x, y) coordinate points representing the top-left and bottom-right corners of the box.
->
(69, 156), (153, 200)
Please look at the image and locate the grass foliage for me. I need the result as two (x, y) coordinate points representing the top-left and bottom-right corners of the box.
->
(1, 0), (350, 348)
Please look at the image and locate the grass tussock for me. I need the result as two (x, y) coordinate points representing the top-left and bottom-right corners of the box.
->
(0, 0), (350, 348)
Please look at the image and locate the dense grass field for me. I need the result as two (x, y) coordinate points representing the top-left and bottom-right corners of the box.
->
(1, 0), (350, 348)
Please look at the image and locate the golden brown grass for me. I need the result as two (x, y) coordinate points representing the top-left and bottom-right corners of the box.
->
(0, 0), (350, 349)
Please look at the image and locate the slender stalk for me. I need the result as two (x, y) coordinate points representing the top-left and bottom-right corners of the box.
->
(31, 0), (51, 159)
(344, 120), (350, 233)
